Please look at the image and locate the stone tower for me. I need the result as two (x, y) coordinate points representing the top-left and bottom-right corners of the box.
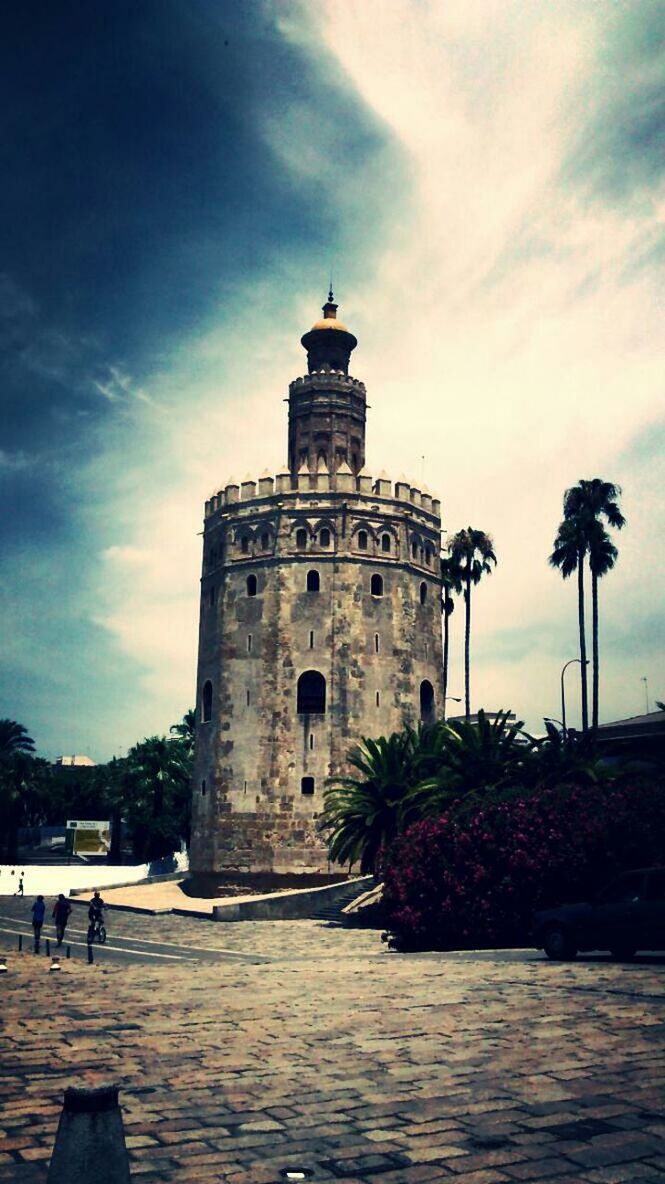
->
(190, 294), (444, 879)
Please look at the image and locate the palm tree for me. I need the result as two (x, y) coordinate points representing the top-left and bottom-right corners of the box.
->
(587, 521), (619, 731)
(448, 529), (497, 719)
(403, 710), (531, 824)
(125, 736), (192, 859)
(562, 480), (625, 731)
(170, 708), (196, 754)
(320, 731), (418, 874)
(0, 720), (35, 758)
(441, 554), (463, 720)
(0, 722), (37, 861)
(549, 513), (592, 731)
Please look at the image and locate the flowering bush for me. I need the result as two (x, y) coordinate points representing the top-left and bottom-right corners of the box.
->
(383, 777), (665, 950)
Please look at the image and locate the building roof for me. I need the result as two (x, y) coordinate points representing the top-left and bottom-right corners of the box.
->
(597, 712), (665, 731)
(54, 754), (96, 767)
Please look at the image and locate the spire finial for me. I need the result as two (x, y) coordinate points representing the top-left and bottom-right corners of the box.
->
(328, 284), (334, 303)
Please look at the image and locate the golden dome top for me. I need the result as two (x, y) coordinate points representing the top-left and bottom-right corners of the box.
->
(308, 288), (351, 334)
(310, 316), (348, 332)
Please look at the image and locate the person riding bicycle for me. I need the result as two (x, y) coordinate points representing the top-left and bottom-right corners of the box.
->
(87, 891), (106, 940)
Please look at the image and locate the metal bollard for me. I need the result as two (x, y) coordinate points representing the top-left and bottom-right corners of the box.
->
(46, 938), (50, 956)
(87, 943), (93, 965)
(66, 945), (71, 960)
(18, 934), (23, 952)
(47, 1085), (130, 1183)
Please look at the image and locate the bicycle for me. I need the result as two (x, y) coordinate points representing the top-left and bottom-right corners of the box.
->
(87, 915), (107, 944)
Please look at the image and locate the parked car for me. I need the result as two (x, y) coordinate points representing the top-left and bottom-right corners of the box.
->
(533, 867), (665, 960)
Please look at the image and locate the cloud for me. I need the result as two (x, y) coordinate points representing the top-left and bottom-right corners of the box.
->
(101, 545), (150, 565)
(1, 0), (663, 755)
(561, 1), (665, 205)
(0, 449), (32, 472)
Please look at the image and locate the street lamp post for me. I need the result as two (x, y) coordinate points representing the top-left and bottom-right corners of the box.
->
(560, 658), (589, 738)
(442, 695), (462, 722)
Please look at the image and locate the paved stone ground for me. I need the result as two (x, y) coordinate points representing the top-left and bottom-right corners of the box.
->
(2, 916), (665, 1184)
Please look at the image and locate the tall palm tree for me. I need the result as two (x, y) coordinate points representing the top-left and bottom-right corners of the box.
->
(563, 479), (624, 532)
(549, 513), (591, 732)
(587, 520), (619, 732)
(448, 529), (497, 720)
(562, 479), (625, 731)
(440, 554), (463, 720)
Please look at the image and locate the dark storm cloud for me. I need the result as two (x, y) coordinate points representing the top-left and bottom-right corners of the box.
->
(561, 1), (665, 205)
(0, 0), (408, 753)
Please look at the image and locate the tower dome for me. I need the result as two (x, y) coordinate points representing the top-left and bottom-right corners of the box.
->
(300, 289), (357, 374)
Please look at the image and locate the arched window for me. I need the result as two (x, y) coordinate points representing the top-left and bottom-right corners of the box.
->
(240, 535), (250, 554)
(425, 545), (432, 566)
(297, 670), (326, 714)
(246, 574), (257, 597)
(420, 679), (435, 724)
(381, 533), (391, 553)
(261, 532), (270, 550)
(420, 581), (427, 605)
(296, 528), (307, 549)
(357, 530), (368, 551)
(371, 573), (383, 597)
(319, 528), (331, 548)
(411, 540), (418, 560)
(306, 570), (320, 592)
(301, 776), (315, 795)
(201, 680), (213, 723)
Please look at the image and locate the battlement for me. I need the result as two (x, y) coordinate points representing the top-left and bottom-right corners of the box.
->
(289, 372), (366, 396)
(205, 469), (440, 519)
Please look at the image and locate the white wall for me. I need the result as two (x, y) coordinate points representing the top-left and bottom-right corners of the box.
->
(0, 851), (189, 897)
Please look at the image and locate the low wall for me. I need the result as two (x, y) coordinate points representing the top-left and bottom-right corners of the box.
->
(212, 875), (373, 922)
(0, 852), (189, 897)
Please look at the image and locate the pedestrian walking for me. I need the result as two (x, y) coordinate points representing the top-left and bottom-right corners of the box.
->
(17, 872), (25, 897)
(31, 895), (46, 951)
(52, 894), (72, 946)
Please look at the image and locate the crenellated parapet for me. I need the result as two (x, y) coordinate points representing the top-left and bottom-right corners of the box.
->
(204, 469), (441, 520)
(288, 371), (366, 396)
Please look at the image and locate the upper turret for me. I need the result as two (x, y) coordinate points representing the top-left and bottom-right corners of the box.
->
(300, 289), (358, 375)
(288, 291), (366, 480)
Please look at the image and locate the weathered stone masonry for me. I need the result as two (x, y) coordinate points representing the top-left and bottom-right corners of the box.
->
(190, 295), (444, 876)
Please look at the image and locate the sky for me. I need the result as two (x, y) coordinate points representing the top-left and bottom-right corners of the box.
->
(1, 0), (663, 760)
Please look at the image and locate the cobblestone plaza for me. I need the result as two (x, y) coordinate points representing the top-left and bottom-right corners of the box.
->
(2, 908), (665, 1183)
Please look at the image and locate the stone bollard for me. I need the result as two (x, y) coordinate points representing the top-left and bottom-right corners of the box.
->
(47, 1085), (131, 1183)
